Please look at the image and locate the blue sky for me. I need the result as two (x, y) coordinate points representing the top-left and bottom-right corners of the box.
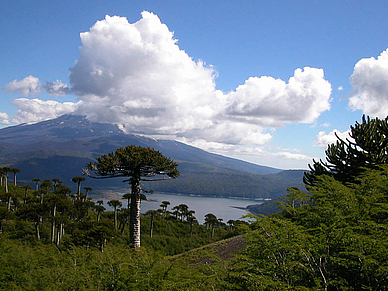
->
(1, 0), (388, 169)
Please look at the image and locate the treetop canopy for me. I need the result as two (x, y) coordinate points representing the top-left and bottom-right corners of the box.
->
(85, 145), (179, 180)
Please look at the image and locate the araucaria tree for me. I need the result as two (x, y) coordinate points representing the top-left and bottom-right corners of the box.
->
(304, 115), (388, 185)
(84, 145), (179, 249)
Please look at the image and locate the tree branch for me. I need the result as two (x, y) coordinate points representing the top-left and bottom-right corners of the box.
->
(141, 177), (172, 182)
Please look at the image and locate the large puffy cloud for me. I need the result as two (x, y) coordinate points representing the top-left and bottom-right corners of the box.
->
(314, 129), (351, 148)
(4, 11), (332, 157)
(5, 75), (41, 96)
(68, 12), (331, 146)
(71, 12), (225, 136)
(348, 48), (388, 117)
(226, 67), (332, 126)
(12, 98), (79, 124)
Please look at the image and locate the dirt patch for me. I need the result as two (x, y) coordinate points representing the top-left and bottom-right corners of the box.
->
(212, 235), (246, 261)
(170, 235), (247, 266)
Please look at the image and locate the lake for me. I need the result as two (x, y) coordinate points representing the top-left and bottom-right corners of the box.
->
(97, 193), (264, 224)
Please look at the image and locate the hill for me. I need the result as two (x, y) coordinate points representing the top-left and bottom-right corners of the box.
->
(0, 114), (305, 198)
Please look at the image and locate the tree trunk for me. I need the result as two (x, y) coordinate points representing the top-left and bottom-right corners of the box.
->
(7, 195), (11, 211)
(51, 203), (57, 243)
(4, 175), (8, 193)
(114, 208), (118, 229)
(56, 223), (63, 246)
(13, 173), (17, 186)
(150, 215), (154, 238)
(35, 221), (40, 240)
(129, 173), (141, 249)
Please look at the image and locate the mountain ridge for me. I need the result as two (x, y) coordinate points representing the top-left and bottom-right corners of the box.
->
(0, 114), (305, 198)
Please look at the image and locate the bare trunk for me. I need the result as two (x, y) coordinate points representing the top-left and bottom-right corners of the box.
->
(35, 221), (40, 240)
(114, 208), (118, 229)
(4, 176), (8, 193)
(51, 203), (57, 243)
(150, 215), (154, 238)
(56, 227), (60, 246)
(13, 174), (17, 186)
(7, 195), (11, 211)
(56, 223), (62, 246)
(129, 173), (141, 249)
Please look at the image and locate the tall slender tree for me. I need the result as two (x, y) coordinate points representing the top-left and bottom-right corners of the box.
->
(84, 145), (179, 249)
(2, 167), (10, 193)
(32, 178), (41, 191)
(159, 200), (170, 216)
(145, 210), (159, 238)
(72, 176), (86, 198)
(94, 200), (105, 222)
(108, 199), (122, 230)
(83, 186), (92, 201)
(10, 168), (20, 186)
(51, 178), (62, 191)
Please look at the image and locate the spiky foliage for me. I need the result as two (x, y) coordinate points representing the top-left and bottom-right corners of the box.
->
(304, 115), (388, 185)
(85, 145), (179, 248)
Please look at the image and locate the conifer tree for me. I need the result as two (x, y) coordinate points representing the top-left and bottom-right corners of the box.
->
(84, 145), (179, 248)
(304, 115), (388, 185)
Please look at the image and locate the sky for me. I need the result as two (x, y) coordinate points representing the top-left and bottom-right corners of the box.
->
(1, 0), (388, 170)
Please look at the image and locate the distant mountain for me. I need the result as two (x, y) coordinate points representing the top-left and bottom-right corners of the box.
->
(0, 114), (305, 198)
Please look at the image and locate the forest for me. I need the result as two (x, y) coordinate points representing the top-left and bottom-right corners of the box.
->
(0, 116), (388, 290)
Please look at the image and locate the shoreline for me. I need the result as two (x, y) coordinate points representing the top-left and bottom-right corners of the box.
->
(91, 189), (270, 202)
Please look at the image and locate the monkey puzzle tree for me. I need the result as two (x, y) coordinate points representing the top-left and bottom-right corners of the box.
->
(1, 167), (10, 193)
(304, 115), (388, 186)
(159, 200), (170, 216)
(32, 178), (41, 191)
(10, 168), (20, 186)
(108, 199), (122, 230)
(72, 176), (86, 198)
(84, 145), (179, 249)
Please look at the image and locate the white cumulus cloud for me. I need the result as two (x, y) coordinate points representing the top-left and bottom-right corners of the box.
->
(5, 75), (41, 96)
(226, 67), (332, 126)
(314, 129), (351, 148)
(71, 13), (224, 137)
(44, 80), (70, 96)
(66, 12), (332, 146)
(3, 11), (333, 159)
(348, 48), (388, 117)
(12, 98), (79, 124)
(0, 112), (10, 125)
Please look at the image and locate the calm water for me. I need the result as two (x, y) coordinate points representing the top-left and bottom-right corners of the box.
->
(97, 193), (264, 224)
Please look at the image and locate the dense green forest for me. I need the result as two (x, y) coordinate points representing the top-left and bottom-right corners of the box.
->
(0, 169), (249, 290)
(1, 116), (388, 290)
